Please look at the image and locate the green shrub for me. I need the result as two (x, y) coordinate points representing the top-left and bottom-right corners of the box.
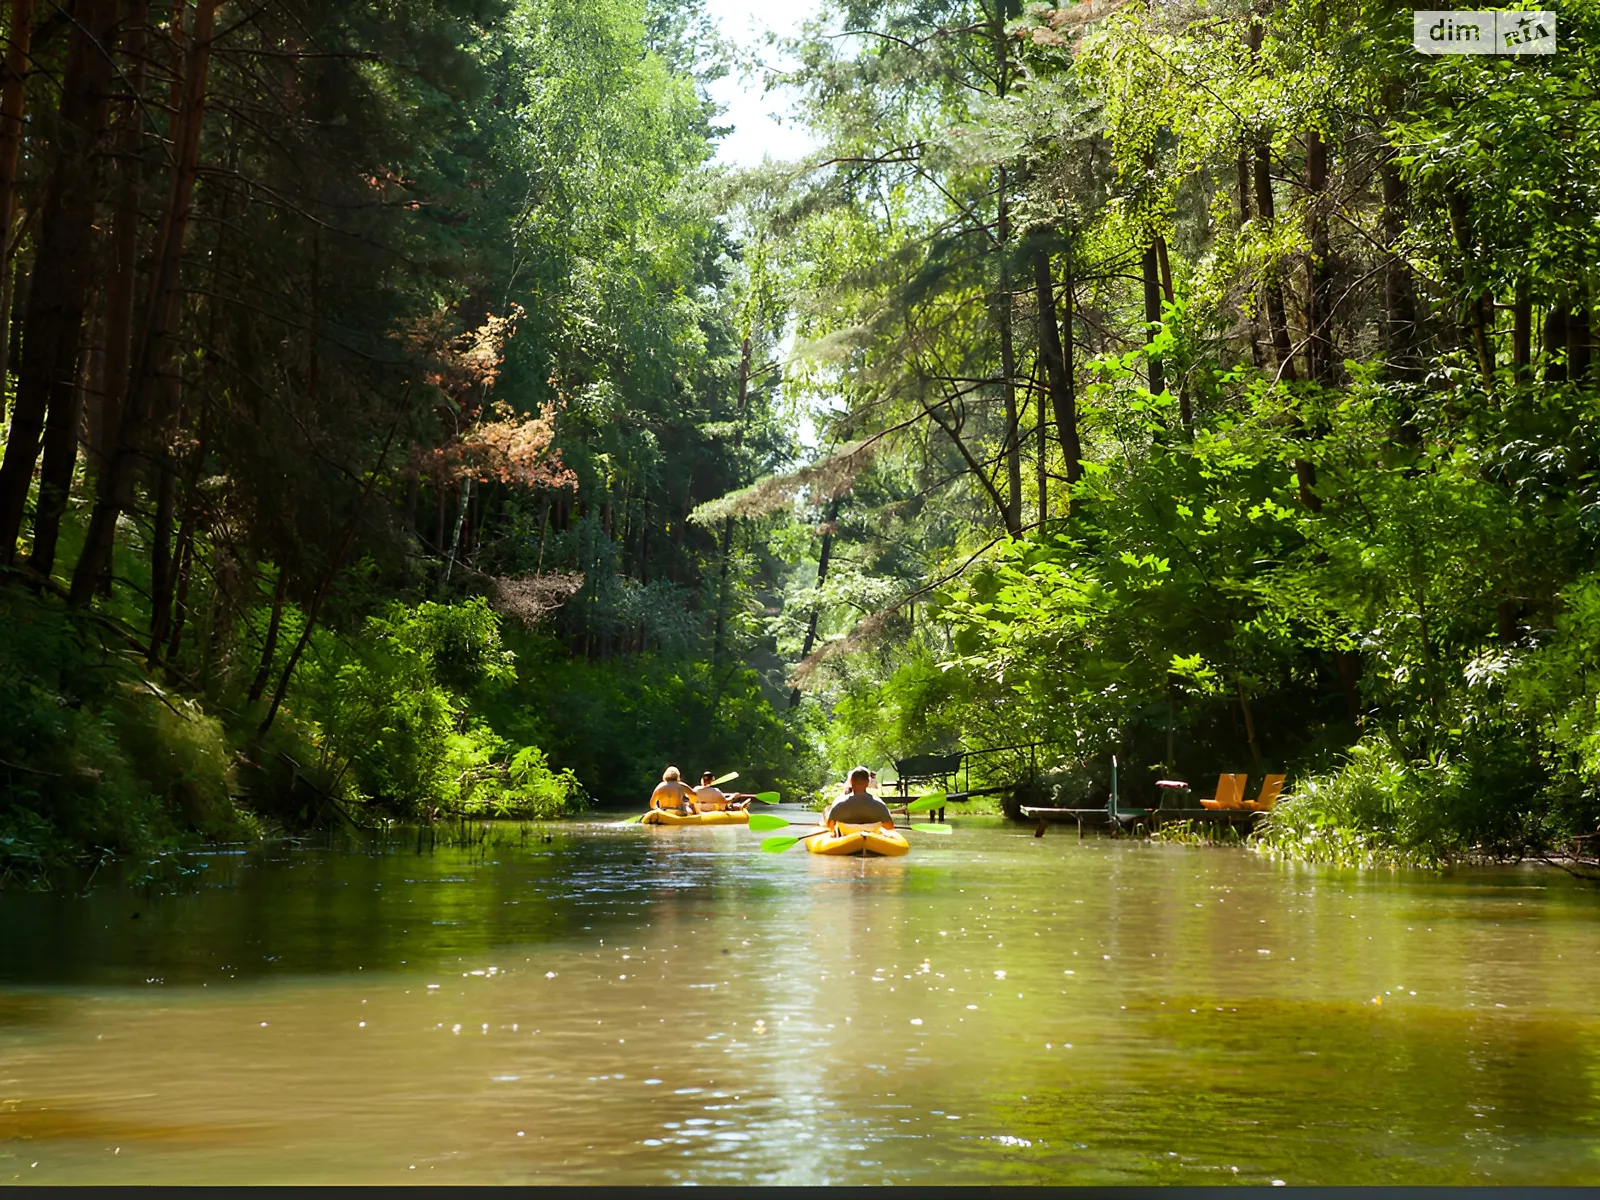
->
(481, 627), (822, 805)
(1249, 734), (1548, 866)
(296, 597), (585, 818)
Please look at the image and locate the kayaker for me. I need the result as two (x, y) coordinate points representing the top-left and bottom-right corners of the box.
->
(824, 766), (894, 826)
(650, 766), (697, 815)
(694, 772), (754, 812)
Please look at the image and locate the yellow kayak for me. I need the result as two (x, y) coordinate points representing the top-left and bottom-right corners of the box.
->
(640, 809), (750, 827)
(806, 820), (910, 857)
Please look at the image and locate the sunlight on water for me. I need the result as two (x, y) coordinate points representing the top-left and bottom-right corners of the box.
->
(1, 817), (1598, 1184)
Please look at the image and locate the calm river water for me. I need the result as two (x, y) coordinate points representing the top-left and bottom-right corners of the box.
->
(2, 815), (1598, 1184)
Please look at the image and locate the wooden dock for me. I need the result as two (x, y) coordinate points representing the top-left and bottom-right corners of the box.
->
(1019, 803), (1265, 838)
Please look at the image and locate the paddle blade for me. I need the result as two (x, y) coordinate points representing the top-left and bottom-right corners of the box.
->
(710, 770), (739, 786)
(905, 791), (948, 813)
(759, 835), (801, 853)
(909, 822), (953, 835)
(610, 814), (646, 826)
(750, 791), (780, 805)
(748, 813), (790, 832)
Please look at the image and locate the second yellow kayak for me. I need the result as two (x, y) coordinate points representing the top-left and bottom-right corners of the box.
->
(806, 821), (910, 857)
(641, 809), (750, 827)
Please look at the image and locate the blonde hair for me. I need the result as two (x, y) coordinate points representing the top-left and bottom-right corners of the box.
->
(662, 765), (681, 782)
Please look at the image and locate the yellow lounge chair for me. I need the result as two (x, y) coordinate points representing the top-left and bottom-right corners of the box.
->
(1244, 773), (1285, 812)
(1197, 773), (1248, 810)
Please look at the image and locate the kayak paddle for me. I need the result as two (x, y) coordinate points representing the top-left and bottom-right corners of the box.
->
(759, 830), (830, 853)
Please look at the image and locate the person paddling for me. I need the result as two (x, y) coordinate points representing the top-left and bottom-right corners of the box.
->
(650, 766), (697, 815)
(694, 771), (756, 812)
(824, 766), (894, 827)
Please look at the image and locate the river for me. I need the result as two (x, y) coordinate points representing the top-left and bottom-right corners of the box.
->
(2, 815), (1597, 1184)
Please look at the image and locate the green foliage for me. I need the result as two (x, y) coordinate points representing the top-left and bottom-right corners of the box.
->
(1254, 740), (1448, 867)
(759, 0), (1600, 861)
(480, 626), (821, 804)
(297, 598), (584, 819)
(0, 588), (260, 886)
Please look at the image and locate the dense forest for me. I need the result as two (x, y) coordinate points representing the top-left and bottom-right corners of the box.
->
(1, 0), (1598, 882)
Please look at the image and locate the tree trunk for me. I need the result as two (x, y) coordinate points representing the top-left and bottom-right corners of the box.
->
(0, 0), (33, 259)
(1033, 245), (1081, 487)
(1237, 676), (1264, 772)
(1142, 243), (1165, 399)
(247, 565), (288, 704)
(260, 421), (401, 734)
(1378, 155), (1419, 374)
(0, 250), (14, 425)
(1445, 189), (1493, 388)
(96, 0), (151, 486)
(442, 476), (469, 583)
(1239, 147), (1264, 369)
(1571, 303), (1592, 383)
(147, 459), (177, 646)
(164, 514), (195, 663)
(1155, 234), (1190, 428)
(1254, 146), (1298, 382)
(71, 0), (221, 606)
(1336, 650), (1361, 723)
(0, 0), (119, 568)
(1512, 280), (1531, 376)
(1303, 131), (1335, 386)
(535, 493), (550, 572)
(25, 333), (89, 576)
(996, 171), (1021, 535)
(0, 0), (34, 422)
(713, 335), (751, 662)
(1544, 306), (1568, 383)
(1035, 359), (1046, 523)
(789, 500), (839, 708)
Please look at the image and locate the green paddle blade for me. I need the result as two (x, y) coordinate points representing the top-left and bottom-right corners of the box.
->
(750, 791), (780, 804)
(905, 791), (947, 813)
(909, 822), (953, 835)
(759, 835), (801, 853)
(748, 813), (790, 832)
(611, 814), (646, 827)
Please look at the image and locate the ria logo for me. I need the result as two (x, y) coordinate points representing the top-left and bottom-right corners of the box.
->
(1412, 10), (1556, 53)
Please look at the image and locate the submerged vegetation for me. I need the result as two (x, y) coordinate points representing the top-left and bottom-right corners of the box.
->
(3, 0), (1600, 880)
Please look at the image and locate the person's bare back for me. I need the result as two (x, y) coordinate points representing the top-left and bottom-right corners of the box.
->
(650, 766), (696, 813)
(825, 765), (893, 825)
(693, 771), (753, 811)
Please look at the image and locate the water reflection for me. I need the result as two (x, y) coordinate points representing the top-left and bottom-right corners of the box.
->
(1, 818), (1597, 1183)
